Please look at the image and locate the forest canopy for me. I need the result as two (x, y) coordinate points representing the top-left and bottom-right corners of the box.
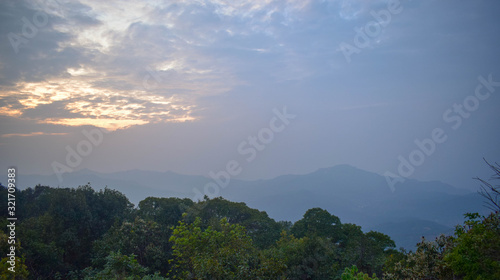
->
(1, 182), (499, 279)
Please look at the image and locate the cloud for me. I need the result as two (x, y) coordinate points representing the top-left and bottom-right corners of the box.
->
(1, 132), (69, 137)
(0, 0), (429, 130)
(0, 0), (238, 129)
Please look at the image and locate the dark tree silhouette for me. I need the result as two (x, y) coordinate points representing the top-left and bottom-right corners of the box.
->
(476, 159), (500, 212)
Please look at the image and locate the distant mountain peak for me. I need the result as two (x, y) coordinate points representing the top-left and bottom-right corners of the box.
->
(73, 168), (101, 175)
(314, 164), (368, 174)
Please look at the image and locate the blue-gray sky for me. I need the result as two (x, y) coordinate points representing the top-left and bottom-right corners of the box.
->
(1, 0), (499, 191)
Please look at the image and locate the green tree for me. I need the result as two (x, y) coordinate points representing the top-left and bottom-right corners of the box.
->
(184, 197), (282, 248)
(0, 231), (29, 280)
(261, 231), (302, 279)
(269, 232), (340, 280)
(138, 197), (193, 227)
(338, 223), (395, 277)
(385, 159), (500, 280)
(383, 234), (454, 279)
(83, 251), (168, 280)
(291, 208), (342, 241)
(362, 231), (395, 276)
(445, 212), (500, 280)
(91, 217), (171, 275)
(14, 185), (133, 278)
(341, 265), (378, 280)
(169, 216), (260, 279)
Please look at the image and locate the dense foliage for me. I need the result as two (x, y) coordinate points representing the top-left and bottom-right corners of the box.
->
(1, 182), (499, 279)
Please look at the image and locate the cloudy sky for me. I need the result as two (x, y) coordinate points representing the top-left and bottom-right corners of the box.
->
(1, 0), (499, 191)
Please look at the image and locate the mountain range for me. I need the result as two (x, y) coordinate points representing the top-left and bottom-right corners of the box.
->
(2, 165), (489, 250)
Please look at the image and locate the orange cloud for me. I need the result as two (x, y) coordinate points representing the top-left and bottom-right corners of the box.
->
(1, 132), (69, 138)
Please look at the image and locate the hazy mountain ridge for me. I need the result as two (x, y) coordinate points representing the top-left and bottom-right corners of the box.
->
(2, 165), (488, 250)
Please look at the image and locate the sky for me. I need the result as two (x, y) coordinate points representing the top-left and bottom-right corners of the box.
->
(1, 0), (499, 191)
